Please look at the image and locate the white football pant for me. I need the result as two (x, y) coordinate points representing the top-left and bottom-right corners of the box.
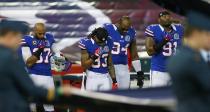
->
(114, 64), (130, 89)
(150, 70), (171, 87)
(85, 70), (112, 91)
(30, 74), (55, 112)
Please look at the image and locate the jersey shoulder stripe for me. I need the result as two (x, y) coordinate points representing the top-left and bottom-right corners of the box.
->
(78, 37), (90, 50)
(145, 24), (161, 37)
(21, 35), (33, 46)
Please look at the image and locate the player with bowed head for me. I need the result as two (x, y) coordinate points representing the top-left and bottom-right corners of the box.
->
(79, 27), (116, 91)
(104, 16), (144, 89)
(20, 23), (70, 112)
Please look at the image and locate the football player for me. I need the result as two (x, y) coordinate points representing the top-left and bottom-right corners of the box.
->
(104, 16), (144, 89)
(145, 11), (184, 87)
(79, 27), (115, 91)
(20, 23), (57, 112)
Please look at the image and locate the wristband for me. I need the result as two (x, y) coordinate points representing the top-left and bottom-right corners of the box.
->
(112, 78), (117, 83)
(90, 54), (98, 61)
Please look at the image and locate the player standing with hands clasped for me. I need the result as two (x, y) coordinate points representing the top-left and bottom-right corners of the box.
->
(20, 23), (70, 112)
(79, 27), (116, 91)
(145, 11), (184, 87)
(104, 16), (144, 89)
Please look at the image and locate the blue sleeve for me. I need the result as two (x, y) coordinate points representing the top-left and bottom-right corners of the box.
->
(103, 23), (109, 29)
(78, 38), (87, 50)
(145, 25), (155, 37)
(103, 23), (112, 32)
(177, 24), (184, 46)
(178, 24), (184, 38)
(45, 32), (55, 44)
(107, 36), (113, 50)
(130, 28), (136, 41)
(21, 35), (31, 47)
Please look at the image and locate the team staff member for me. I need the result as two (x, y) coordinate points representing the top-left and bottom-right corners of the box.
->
(79, 27), (115, 91)
(0, 19), (70, 112)
(145, 11), (184, 87)
(104, 16), (144, 89)
(168, 10), (210, 112)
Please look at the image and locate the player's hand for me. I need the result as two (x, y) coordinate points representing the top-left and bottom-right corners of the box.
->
(137, 71), (144, 88)
(33, 40), (46, 59)
(90, 47), (102, 60)
(154, 34), (172, 53)
(59, 85), (72, 96)
(112, 78), (118, 90)
(164, 34), (172, 42)
(94, 47), (102, 57)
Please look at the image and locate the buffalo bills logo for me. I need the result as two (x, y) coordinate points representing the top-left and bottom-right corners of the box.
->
(174, 33), (179, 40)
(125, 35), (131, 42)
(32, 40), (37, 45)
(103, 46), (109, 52)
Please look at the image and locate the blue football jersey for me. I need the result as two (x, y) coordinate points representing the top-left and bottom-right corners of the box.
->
(104, 23), (136, 65)
(21, 32), (55, 76)
(145, 24), (184, 72)
(78, 37), (110, 74)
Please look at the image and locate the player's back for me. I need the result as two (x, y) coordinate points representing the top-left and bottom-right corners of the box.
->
(79, 37), (110, 74)
(21, 33), (55, 76)
(104, 23), (136, 65)
(145, 24), (183, 72)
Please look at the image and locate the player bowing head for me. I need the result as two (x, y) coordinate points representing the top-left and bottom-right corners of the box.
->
(20, 22), (57, 112)
(116, 16), (132, 35)
(104, 16), (145, 89)
(90, 27), (108, 46)
(79, 27), (116, 91)
(33, 23), (46, 39)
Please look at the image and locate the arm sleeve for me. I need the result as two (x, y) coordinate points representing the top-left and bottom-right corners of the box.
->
(180, 25), (184, 39)
(130, 27), (137, 41)
(20, 36), (33, 62)
(145, 25), (155, 37)
(47, 32), (56, 44)
(21, 36), (30, 47)
(7, 54), (48, 102)
(21, 46), (32, 62)
(78, 39), (87, 50)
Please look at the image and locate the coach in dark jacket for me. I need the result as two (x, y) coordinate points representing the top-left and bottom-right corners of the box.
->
(0, 20), (70, 112)
(167, 11), (210, 112)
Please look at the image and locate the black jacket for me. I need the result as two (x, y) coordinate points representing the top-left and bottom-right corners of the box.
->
(0, 45), (48, 112)
(168, 46), (210, 112)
